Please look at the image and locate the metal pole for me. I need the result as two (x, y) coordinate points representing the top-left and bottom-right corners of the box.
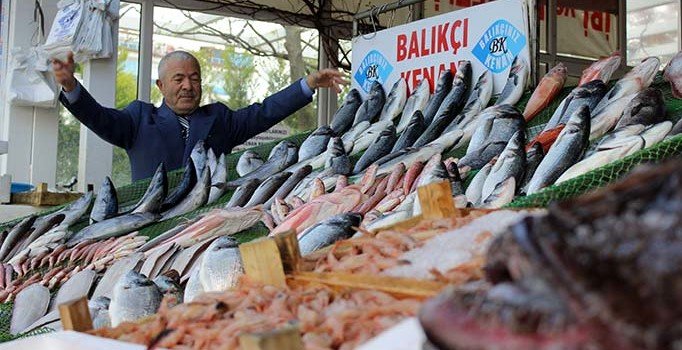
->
(317, 36), (329, 127)
(547, 0), (557, 67)
(138, 0), (154, 102)
(617, 0), (627, 67)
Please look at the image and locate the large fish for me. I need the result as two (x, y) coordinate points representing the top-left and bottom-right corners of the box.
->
(671, 118), (682, 136)
(527, 105), (591, 194)
(444, 69), (493, 136)
(298, 213), (361, 255)
(66, 212), (160, 246)
(413, 61), (472, 147)
(638, 121), (673, 148)
(340, 120), (370, 154)
(263, 165), (312, 209)
(190, 140), (207, 179)
(589, 93), (638, 140)
(480, 131), (526, 201)
(518, 143), (544, 194)
(578, 52), (621, 86)
(183, 267), (204, 303)
(350, 119), (393, 156)
(236, 150), (264, 177)
(207, 152), (228, 205)
(131, 163), (167, 214)
(460, 105), (525, 170)
(423, 69), (454, 125)
(480, 177), (516, 209)
(544, 80), (607, 131)
(37, 190), (94, 229)
(397, 78), (431, 133)
(109, 271), (162, 327)
(495, 56), (529, 106)
(16, 213), (65, 253)
(198, 236), (244, 293)
(591, 56), (661, 116)
(392, 111), (426, 152)
(330, 88), (362, 134)
(353, 124), (397, 174)
(298, 126), (333, 161)
(557, 136), (644, 184)
(90, 176), (118, 224)
(92, 252), (145, 298)
(614, 87), (666, 129)
(161, 158), (197, 212)
(161, 167), (211, 220)
(379, 78), (408, 122)
(523, 62), (567, 122)
(465, 162), (493, 206)
(0, 215), (37, 262)
(353, 81), (386, 125)
(244, 172), (292, 207)
(664, 51), (682, 99)
(325, 137), (352, 176)
(224, 179), (260, 208)
(10, 284), (50, 335)
(226, 141), (298, 188)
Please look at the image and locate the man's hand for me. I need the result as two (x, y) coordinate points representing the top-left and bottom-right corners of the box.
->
(52, 52), (77, 92)
(306, 68), (349, 93)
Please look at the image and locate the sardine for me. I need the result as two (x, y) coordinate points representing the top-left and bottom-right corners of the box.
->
(198, 236), (244, 292)
(353, 124), (397, 173)
(423, 70), (454, 125)
(263, 165), (312, 209)
(299, 126), (333, 161)
(92, 252), (144, 298)
(519, 143), (544, 194)
(544, 80), (608, 131)
(245, 172), (292, 207)
(161, 168), (211, 220)
(398, 78), (431, 133)
(109, 271), (162, 326)
(236, 150), (264, 177)
(190, 140), (207, 178)
(392, 111), (426, 152)
(379, 78), (408, 122)
(330, 88), (362, 134)
(353, 81), (386, 125)
(579, 52), (621, 86)
(161, 158), (197, 212)
(66, 212), (160, 246)
(444, 69), (493, 136)
(523, 63), (567, 122)
(10, 284), (50, 334)
(664, 51), (682, 99)
(495, 56), (529, 106)
(132, 163), (167, 214)
(207, 153), (228, 205)
(614, 87), (666, 129)
(224, 179), (261, 208)
(227, 141), (298, 188)
(298, 213), (362, 255)
(90, 176), (118, 224)
(480, 131), (526, 201)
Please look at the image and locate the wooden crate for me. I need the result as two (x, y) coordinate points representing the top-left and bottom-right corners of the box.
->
(12, 183), (84, 207)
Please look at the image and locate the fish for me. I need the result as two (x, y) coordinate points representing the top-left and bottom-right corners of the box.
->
(263, 165), (312, 209)
(591, 56), (661, 116)
(169, 239), (214, 280)
(614, 87), (667, 129)
(0, 215), (37, 262)
(460, 105), (525, 170)
(66, 212), (160, 246)
(227, 141), (298, 188)
(495, 56), (529, 106)
(587, 124), (646, 157)
(161, 168), (211, 220)
(224, 179), (261, 208)
(638, 121), (673, 148)
(523, 62), (568, 122)
(32, 191), (93, 233)
(16, 213), (65, 253)
(153, 271), (182, 304)
(190, 140), (207, 178)
(198, 236), (244, 293)
(109, 271), (162, 327)
(413, 154), (447, 190)
(183, 266), (204, 303)
(206, 148), (217, 177)
(90, 177), (118, 224)
(379, 78), (408, 122)
(89, 296), (111, 329)
(557, 136), (644, 184)
(139, 243), (177, 279)
(353, 81), (386, 125)
(299, 126), (334, 161)
(330, 88), (363, 134)
(392, 111), (426, 152)
(207, 153), (228, 205)
(465, 162), (493, 206)
(236, 150), (264, 177)
(544, 79), (608, 131)
(325, 137), (352, 176)
(298, 213), (362, 255)
(161, 158), (197, 212)
(589, 93), (638, 140)
(349, 120), (393, 157)
(10, 284), (50, 334)
(519, 143), (544, 194)
(365, 210), (412, 232)
(480, 131), (526, 201)
(526, 124), (565, 154)
(131, 163), (168, 214)
(527, 105), (591, 194)
(444, 69), (494, 136)
(664, 51), (682, 99)
(423, 69), (454, 126)
(244, 172), (292, 207)
(579, 52), (622, 86)
(398, 78), (431, 133)
(353, 124), (397, 174)
(480, 177), (516, 209)
(92, 252), (144, 298)
(49, 269), (96, 311)
(413, 61), (472, 147)
(447, 162), (465, 196)
(671, 117), (682, 136)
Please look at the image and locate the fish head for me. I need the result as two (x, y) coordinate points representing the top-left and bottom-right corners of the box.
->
(369, 81), (386, 100)
(409, 110), (425, 126)
(313, 126), (334, 137)
(347, 88), (362, 103)
(628, 56), (661, 87)
(547, 62), (568, 83)
(380, 125), (397, 139)
(455, 60), (472, 83)
(575, 80), (608, 99)
(89, 296), (111, 312)
(191, 140), (206, 157)
(526, 142), (544, 161)
(268, 140), (290, 160)
(209, 236), (239, 251)
(564, 105), (591, 134)
(118, 271), (156, 290)
(435, 69), (454, 93)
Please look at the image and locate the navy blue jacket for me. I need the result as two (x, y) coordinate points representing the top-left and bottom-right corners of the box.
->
(59, 80), (312, 181)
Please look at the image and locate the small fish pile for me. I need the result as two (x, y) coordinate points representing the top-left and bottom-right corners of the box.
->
(91, 279), (422, 350)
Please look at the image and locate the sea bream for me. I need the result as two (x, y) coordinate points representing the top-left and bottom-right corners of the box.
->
(397, 78), (431, 133)
(236, 150), (264, 177)
(543, 79), (607, 132)
(523, 62), (567, 122)
(161, 158), (197, 211)
(422, 69), (454, 125)
(298, 213), (361, 255)
(443, 69), (494, 137)
(298, 126), (333, 161)
(353, 124), (397, 174)
(109, 271), (162, 327)
(198, 236), (244, 293)
(226, 140), (298, 188)
(90, 177), (118, 224)
(324, 137), (352, 175)
(494, 56), (529, 106)
(578, 51), (621, 86)
(591, 56), (660, 116)
(664, 51), (682, 99)
(330, 88), (363, 134)
(378, 78), (408, 122)
(353, 81), (386, 126)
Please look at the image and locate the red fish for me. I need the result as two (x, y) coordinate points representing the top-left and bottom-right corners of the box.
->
(523, 63), (567, 122)
(526, 124), (565, 154)
(579, 52), (621, 86)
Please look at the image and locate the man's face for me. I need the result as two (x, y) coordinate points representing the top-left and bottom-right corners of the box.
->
(156, 59), (202, 115)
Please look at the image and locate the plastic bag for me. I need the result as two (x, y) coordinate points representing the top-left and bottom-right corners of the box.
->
(7, 47), (59, 108)
(43, 0), (85, 62)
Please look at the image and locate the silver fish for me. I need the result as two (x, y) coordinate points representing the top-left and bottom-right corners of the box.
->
(16, 213), (65, 253)
(263, 165), (312, 209)
(207, 152), (228, 205)
(545, 79), (608, 132)
(465, 162), (493, 206)
(365, 210), (412, 232)
(330, 88), (363, 134)
(21, 309), (60, 334)
(592, 56), (660, 116)
(325, 137), (352, 175)
(664, 51), (682, 99)
(639, 121), (673, 148)
(190, 140), (208, 179)
(92, 252), (144, 299)
(495, 56), (529, 106)
(353, 124), (397, 174)
(379, 78), (408, 122)
(350, 120), (393, 157)
(589, 92), (638, 141)
(444, 69), (493, 136)
(169, 239), (214, 279)
(353, 81), (386, 125)
(299, 126), (333, 161)
(49, 190), (94, 228)
(481, 177), (516, 209)
(298, 213), (362, 255)
(132, 163), (167, 214)
(392, 111), (426, 152)
(557, 136), (644, 184)
(245, 171), (292, 207)
(460, 105), (525, 170)
(423, 70), (454, 125)
(153, 271), (182, 305)
(519, 143), (544, 195)
(10, 284), (50, 334)
(236, 150), (264, 177)
(109, 271), (162, 327)
(161, 167), (211, 220)
(671, 117), (682, 136)
(480, 131), (526, 201)
(527, 105), (591, 194)
(198, 236), (244, 293)
(90, 176), (118, 224)
(398, 78), (431, 133)
(139, 243), (178, 279)
(225, 179), (261, 208)
(341, 120), (370, 154)
(161, 158), (197, 212)
(66, 212), (160, 246)
(206, 148), (217, 177)
(183, 265), (204, 303)
(49, 269), (96, 312)
(227, 141), (298, 188)
(0, 215), (37, 262)
(89, 296), (111, 330)
(614, 87), (667, 129)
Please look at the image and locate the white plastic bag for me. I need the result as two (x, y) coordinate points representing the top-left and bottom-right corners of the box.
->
(43, 0), (85, 62)
(7, 47), (59, 108)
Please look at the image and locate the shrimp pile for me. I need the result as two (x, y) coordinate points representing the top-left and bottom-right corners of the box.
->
(91, 279), (421, 350)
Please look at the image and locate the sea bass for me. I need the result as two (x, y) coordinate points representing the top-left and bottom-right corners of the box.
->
(131, 163), (167, 214)
(614, 87), (667, 129)
(444, 69), (494, 137)
(161, 158), (197, 211)
(160, 167), (211, 220)
(224, 179), (260, 208)
(523, 62), (567, 122)
(591, 56), (660, 116)
(480, 131), (526, 201)
(379, 78), (408, 122)
(90, 176), (118, 224)
(263, 165), (312, 209)
(190, 140), (207, 178)
(244, 172), (292, 207)
(226, 140), (298, 188)
(207, 152), (228, 205)
(519, 143), (544, 194)
(544, 79), (607, 131)
(66, 212), (160, 246)
(397, 78), (431, 133)
(460, 105), (525, 170)
(423, 70), (454, 125)
(353, 81), (386, 126)
(353, 125), (397, 174)
(392, 111), (426, 152)
(495, 56), (529, 106)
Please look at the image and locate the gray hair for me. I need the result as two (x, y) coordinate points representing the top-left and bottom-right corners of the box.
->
(158, 51), (201, 80)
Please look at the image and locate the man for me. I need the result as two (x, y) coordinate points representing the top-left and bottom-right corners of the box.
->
(53, 50), (346, 181)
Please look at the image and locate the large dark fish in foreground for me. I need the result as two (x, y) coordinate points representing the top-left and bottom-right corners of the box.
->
(330, 88), (362, 134)
(131, 163), (167, 214)
(353, 81), (385, 126)
(423, 70), (454, 125)
(66, 212), (160, 246)
(353, 124), (397, 174)
(90, 176), (118, 224)
(161, 158), (197, 212)
(226, 140), (298, 188)
(298, 213), (361, 255)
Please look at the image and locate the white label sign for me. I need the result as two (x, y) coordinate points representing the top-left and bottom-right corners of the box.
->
(351, 0), (531, 96)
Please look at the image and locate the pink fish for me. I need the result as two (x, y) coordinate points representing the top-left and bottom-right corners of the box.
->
(523, 63), (567, 122)
(579, 52), (621, 86)
(664, 51), (682, 99)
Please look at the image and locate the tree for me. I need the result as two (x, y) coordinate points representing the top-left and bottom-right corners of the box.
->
(111, 48), (137, 187)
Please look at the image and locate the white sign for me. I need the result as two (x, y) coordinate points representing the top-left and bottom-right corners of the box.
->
(351, 0), (531, 97)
